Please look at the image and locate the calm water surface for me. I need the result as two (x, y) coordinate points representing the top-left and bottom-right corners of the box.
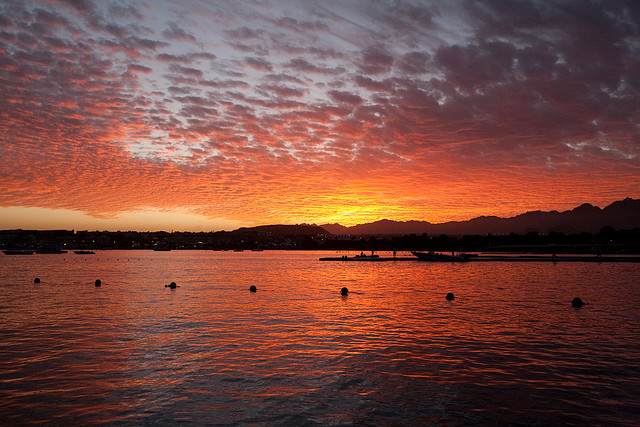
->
(0, 250), (639, 425)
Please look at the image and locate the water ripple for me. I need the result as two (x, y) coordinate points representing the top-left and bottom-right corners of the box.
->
(0, 251), (638, 425)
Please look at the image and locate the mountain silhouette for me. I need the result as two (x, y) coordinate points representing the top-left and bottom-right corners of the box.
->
(321, 198), (640, 235)
(234, 224), (330, 236)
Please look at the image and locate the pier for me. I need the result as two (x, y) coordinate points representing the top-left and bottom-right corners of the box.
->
(319, 254), (640, 263)
(468, 254), (640, 262)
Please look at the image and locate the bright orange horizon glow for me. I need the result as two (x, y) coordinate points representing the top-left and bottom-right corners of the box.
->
(1, 1), (638, 232)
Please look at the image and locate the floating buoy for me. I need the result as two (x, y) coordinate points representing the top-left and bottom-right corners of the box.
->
(34, 278), (40, 283)
(341, 287), (349, 296)
(165, 282), (177, 289)
(571, 297), (584, 308)
(95, 279), (101, 287)
(446, 292), (455, 301)
(249, 285), (257, 292)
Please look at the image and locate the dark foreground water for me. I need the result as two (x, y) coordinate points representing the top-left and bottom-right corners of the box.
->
(0, 250), (638, 425)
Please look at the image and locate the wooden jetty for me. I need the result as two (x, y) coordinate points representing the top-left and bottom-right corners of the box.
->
(319, 254), (640, 263)
(469, 254), (640, 263)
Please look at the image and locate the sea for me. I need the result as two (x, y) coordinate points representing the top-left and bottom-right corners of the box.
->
(0, 250), (638, 425)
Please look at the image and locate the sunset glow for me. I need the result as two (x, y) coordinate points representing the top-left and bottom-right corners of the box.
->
(1, 0), (638, 231)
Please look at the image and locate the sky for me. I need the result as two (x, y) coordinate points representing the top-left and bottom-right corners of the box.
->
(1, 0), (639, 231)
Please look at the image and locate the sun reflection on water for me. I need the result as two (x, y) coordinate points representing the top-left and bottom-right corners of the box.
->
(0, 251), (638, 425)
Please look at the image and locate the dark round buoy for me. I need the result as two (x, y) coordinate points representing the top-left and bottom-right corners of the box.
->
(572, 297), (584, 308)
(446, 292), (455, 301)
(166, 281), (177, 289)
(34, 278), (40, 283)
(249, 285), (257, 292)
(341, 287), (349, 296)
(95, 279), (101, 287)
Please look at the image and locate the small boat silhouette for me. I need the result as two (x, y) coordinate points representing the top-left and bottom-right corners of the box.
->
(36, 244), (67, 254)
(412, 251), (469, 262)
(3, 249), (35, 255)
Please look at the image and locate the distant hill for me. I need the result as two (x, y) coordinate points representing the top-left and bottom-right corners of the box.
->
(233, 224), (331, 236)
(321, 198), (640, 235)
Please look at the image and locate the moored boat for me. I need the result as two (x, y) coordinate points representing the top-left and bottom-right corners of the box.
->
(3, 249), (35, 255)
(36, 244), (67, 254)
(319, 252), (382, 261)
(412, 251), (469, 262)
(354, 254), (379, 259)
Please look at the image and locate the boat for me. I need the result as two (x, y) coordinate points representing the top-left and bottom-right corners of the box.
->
(3, 249), (35, 255)
(319, 252), (382, 261)
(36, 244), (67, 254)
(354, 253), (379, 259)
(412, 251), (469, 262)
(74, 250), (95, 254)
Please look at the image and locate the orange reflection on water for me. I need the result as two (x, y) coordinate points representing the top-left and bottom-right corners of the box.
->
(0, 251), (638, 425)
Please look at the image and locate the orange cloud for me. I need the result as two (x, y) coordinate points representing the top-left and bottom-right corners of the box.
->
(0, 0), (638, 231)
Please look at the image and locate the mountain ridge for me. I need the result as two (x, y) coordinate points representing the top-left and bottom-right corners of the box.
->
(320, 198), (640, 235)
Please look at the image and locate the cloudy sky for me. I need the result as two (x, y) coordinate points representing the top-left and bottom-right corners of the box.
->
(1, 0), (638, 231)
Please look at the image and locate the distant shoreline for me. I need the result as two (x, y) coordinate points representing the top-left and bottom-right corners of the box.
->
(2, 222), (639, 255)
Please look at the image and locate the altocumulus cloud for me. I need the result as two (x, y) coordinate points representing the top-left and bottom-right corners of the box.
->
(0, 0), (638, 229)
